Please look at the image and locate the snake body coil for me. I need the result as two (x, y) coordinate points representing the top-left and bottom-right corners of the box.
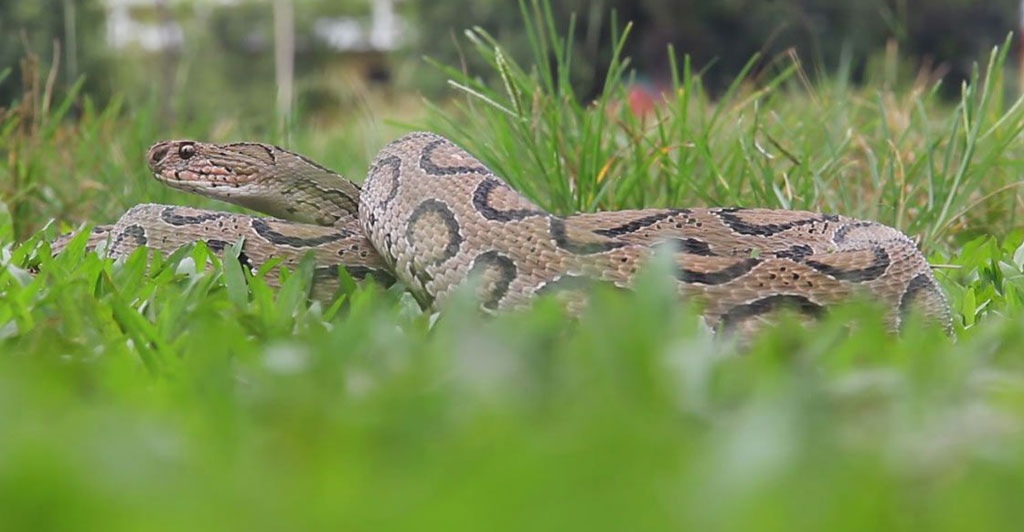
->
(62, 132), (951, 334)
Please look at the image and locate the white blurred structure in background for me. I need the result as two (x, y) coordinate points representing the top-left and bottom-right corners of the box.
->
(103, 0), (406, 53)
(102, 0), (407, 127)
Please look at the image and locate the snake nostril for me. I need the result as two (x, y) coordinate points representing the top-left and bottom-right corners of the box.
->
(147, 144), (170, 167)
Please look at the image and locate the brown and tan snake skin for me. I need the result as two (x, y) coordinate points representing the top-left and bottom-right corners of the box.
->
(57, 132), (952, 334)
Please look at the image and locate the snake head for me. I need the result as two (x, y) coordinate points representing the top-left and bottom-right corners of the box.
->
(146, 140), (269, 189)
(145, 139), (360, 227)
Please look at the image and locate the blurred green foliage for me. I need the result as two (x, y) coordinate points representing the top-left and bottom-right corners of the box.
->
(0, 0), (112, 107)
(2, 2), (1024, 528)
(1, 0), (1018, 129)
(409, 0), (1018, 98)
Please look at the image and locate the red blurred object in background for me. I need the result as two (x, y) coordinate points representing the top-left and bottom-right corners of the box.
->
(625, 78), (669, 118)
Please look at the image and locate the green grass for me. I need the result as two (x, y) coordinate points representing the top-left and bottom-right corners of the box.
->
(3, 2), (1024, 530)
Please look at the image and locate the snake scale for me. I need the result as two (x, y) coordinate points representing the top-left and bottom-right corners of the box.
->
(61, 132), (952, 334)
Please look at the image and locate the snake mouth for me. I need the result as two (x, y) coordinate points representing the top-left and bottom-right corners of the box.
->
(157, 172), (255, 196)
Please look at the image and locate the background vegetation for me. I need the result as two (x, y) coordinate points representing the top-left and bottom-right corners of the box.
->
(2, 0), (1024, 530)
(1, 0), (1018, 125)
(410, 0), (1019, 98)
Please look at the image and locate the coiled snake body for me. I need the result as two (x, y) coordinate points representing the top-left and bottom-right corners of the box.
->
(66, 132), (951, 334)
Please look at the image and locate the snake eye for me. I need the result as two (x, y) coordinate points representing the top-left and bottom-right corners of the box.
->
(178, 143), (196, 159)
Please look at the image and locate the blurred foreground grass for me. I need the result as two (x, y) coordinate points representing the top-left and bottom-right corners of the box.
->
(3, 3), (1024, 530)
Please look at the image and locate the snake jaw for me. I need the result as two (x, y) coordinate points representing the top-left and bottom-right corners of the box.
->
(165, 165), (248, 187)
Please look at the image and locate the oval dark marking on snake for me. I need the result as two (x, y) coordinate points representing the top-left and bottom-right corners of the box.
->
(472, 178), (546, 222)
(371, 154), (403, 209)
(832, 221), (878, 244)
(204, 239), (230, 253)
(663, 237), (715, 256)
(113, 224), (148, 249)
(313, 266), (340, 281)
(419, 138), (489, 176)
(234, 250), (254, 270)
(202, 239), (253, 270)
(405, 199), (463, 266)
(716, 208), (839, 236)
(314, 265), (396, 286)
(549, 218), (627, 255)
(676, 258), (762, 285)
(160, 208), (235, 226)
(96, 226), (112, 236)
(898, 272), (943, 322)
(804, 247), (890, 282)
(250, 218), (348, 248)
(774, 244), (814, 261)
(469, 250), (518, 310)
(718, 294), (826, 331)
(592, 210), (689, 238)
